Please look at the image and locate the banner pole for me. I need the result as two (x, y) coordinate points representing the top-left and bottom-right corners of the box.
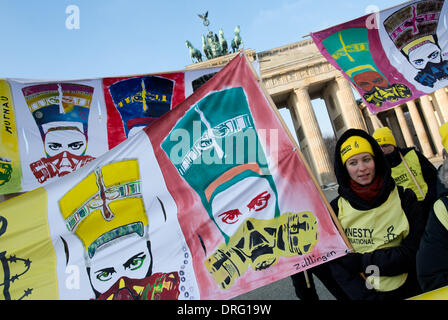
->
(242, 53), (353, 252)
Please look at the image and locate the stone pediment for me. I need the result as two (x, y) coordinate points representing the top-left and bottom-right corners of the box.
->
(258, 39), (339, 95)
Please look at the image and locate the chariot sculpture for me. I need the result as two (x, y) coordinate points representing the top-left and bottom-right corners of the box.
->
(186, 11), (243, 63)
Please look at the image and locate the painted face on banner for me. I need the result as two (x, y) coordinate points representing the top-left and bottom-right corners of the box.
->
(353, 71), (389, 92)
(408, 42), (442, 70)
(44, 128), (87, 157)
(211, 176), (277, 239)
(88, 233), (153, 295)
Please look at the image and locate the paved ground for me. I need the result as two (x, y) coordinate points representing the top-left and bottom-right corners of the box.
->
(232, 273), (336, 300)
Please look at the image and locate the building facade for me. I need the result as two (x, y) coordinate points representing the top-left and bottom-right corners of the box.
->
(258, 39), (447, 186)
(2, 39), (446, 204)
(191, 39), (448, 186)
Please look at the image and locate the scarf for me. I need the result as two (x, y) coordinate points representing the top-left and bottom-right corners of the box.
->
(349, 174), (384, 204)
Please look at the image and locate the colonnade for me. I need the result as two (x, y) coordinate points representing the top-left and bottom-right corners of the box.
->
(287, 79), (448, 186)
(367, 88), (448, 159)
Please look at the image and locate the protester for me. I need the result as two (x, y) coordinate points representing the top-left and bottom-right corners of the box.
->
(329, 128), (425, 300)
(372, 127), (438, 214)
(416, 122), (448, 292)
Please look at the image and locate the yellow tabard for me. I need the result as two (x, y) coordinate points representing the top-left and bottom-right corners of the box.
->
(391, 150), (427, 201)
(338, 187), (410, 292)
(433, 197), (448, 231)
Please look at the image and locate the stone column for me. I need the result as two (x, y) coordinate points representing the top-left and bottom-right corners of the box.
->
(394, 105), (414, 147)
(434, 88), (448, 122)
(420, 95), (443, 155)
(291, 87), (335, 185)
(406, 100), (433, 158)
(367, 110), (382, 131)
(335, 76), (366, 131)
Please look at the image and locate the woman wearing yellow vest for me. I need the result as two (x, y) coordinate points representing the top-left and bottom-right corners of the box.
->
(329, 129), (425, 299)
(372, 127), (438, 215)
(417, 122), (448, 292)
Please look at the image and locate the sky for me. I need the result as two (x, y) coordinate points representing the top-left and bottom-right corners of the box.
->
(0, 0), (407, 137)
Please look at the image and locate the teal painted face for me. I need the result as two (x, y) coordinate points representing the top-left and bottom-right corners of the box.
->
(161, 87), (280, 242)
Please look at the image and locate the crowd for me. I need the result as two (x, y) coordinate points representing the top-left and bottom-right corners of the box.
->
(291, 123), (448, 300)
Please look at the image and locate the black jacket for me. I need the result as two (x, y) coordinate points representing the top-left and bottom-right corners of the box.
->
(385, 146), (438, 213)
(329, 129), (426, 300)
(416, 179), (448, 292)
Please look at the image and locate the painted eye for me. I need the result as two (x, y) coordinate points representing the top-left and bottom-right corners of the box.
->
(95, 268), (115, 282)
(123, 253), (146, 271)
(68, 141), (84, 150)
(359, 82), (371, 88)
(373, 77), (384, 84)
(124, 257), (145, 271)
(218, 209), (242, 224)
(247, 191), (271, 212)
(413, 59), (424, 66)
(428, 51), (440, 60)
(47, 143), (62, 151)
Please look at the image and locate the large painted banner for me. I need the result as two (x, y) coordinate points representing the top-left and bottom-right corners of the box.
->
(0, 53), (349, 300)
(311, 0), (448, 114)
(0, 66), (236, 195)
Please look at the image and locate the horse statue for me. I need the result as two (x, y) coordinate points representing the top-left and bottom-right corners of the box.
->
(219, 28), (228, 55)
(231, 25), (243, 53)
(202, 35), (213, 60)
(186, 40), (203, 63)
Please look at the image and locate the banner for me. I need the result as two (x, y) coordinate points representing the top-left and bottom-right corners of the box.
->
(311, 0), (448, 114)
(0, 53), (349, 300)
(0, 80), (21, 194)
(0, 65), (243, 195)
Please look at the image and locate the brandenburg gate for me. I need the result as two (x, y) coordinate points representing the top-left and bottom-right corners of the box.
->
(189, 38), (448, 187)
(2, 38), (445, 203)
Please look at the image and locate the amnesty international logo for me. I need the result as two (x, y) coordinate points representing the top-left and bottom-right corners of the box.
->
(59, 159), (147, 258)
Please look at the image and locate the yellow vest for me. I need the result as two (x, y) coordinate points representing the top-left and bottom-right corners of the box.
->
(408, 285), (448, 300)
(338, 187), (410, 292)
(434, 197), (448, 231)
(391, 150), (427, 201)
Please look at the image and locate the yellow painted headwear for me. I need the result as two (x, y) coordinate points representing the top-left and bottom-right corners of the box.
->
(59, 160), (147, 259)
(340, 136), (374, 165)
(372, 127), (396, 147)
(439, 122), (448, 152)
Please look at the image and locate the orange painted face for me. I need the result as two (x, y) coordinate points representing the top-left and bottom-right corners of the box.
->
(353, 71), (388, 92)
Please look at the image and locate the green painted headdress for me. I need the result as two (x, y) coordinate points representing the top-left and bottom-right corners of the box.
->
(161, 87), (280, 240)
(322, 27), (387, 82)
